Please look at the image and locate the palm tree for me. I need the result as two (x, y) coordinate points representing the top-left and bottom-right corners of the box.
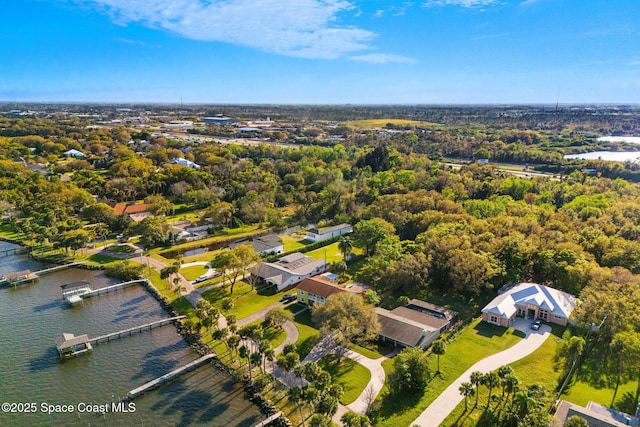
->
(459, 382), (475, 411)
(174, 284), (186, 300)
(512, 390), (537, 418)
(288, 386), (306, 426)
(226, 334), (240, 362)
(160, 267), (172, 289)
(503, 375), (520, 407)
(264, 347), (275, 373)
(470, 371), (483, 407)
(338, 236), (353, 262)
(483, 371), (500, 408)
(432, 340), (446, 375)
(497, 365), (514, 401)
(250, 352), (262, 375)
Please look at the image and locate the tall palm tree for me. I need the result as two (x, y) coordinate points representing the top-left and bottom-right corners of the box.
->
(432, 340), (446, 374)
(459, 382), (475, 411)
(497, 365), (514, 401)
(338, 236), (353, 262)
(470, 371), (483, 407)
(503, 375), (520, 407)
(483, 371), (500, 408)
(288, 386), (306, 427)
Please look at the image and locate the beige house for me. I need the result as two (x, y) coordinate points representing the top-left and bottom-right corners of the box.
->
(296, 275), (363, 305)
(481, 283), (576, 327)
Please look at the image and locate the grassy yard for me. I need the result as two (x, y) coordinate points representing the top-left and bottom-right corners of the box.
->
(348, 341), (395, 360)
(180, 264), (209, 281)
(145, 268), (195, 318)
(202, 281), (283, 320)
(107, 244), (135, 253)
(280, 233), (312, 252)
(81, 253), (122, 266)
(562, 380), (637, 409)
(291, 308), (321, 360)
(372, 318), (525, 427)
(304, 241), (359, 264)
(243, 320), (288, 350)
(0, 223), (20, 241)
(318, 354), (371, 405)
(442, 325), (565, 426)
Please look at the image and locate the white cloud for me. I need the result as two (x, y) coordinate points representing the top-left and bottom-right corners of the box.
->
(423, 0), (499, 8)
(629, 60), (640, 66)
(348, 53), (416, 64)
(81, 0), (377, 59)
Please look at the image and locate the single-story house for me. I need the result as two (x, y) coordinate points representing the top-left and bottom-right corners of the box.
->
(112, 203), (153, 222)
(171, 157), (201, 169)
(64, 149), (86, 158)
(249, 252), (328, 291)
(305, 223), (352, 243)
(376, 300), (458, 350)
(481, 282), (577, 327)
(296, 274), (364, 305)
(230, 234), (284, 255)
(552, 400), (639, 427)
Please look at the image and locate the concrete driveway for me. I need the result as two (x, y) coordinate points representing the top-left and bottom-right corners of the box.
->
(411, 318), (552, 427)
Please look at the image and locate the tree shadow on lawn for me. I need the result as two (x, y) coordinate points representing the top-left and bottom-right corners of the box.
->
(472, 321), (525, 338)
(375, 390), (423, 420)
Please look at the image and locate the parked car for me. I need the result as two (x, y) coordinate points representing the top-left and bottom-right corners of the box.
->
(531, 319), (542, 330)
(280, 293), (297, 303)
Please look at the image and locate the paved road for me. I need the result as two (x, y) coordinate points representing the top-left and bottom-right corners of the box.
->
(411, 319), (552, 427)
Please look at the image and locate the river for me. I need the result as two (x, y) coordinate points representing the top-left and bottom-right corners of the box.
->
(0, 241), (261, 427)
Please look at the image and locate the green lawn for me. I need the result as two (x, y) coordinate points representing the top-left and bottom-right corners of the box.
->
(202, 281), (283, 320)
(372, 318), (525, 427)
(348, 341), (395, 360)
(82, 253), (122, 266)
(145, 268), (195, 318)
(280, 233), (312, 252)
(292, 309), (321, 360)
(180, 264), (209, 281)
(563, 380), (637, 409)
(181, 249), (217, 263)
(304, 241), (356, 264)
(244, 320), (288, 350)
(318, 354), (371, 405)
(107, 244), (135, 253)
(443, 325), (565, 426)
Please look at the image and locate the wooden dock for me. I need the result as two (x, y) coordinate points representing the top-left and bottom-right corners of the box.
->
(63, 279), (148, 305)
(55, 316), (186, 359)
(253, 412), (283, 427)
(126, 354), (217, 399)
(89, 316), (186, 345)
(85, 279), (148, 297)
(2, 262), (86, 287)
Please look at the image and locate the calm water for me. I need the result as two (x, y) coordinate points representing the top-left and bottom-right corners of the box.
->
(0, 241), (261, 427)
(597, 136), (640, 144)
(564, 151), (640, 162)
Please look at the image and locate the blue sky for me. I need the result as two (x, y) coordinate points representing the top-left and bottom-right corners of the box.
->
(1, 0), (639, 104)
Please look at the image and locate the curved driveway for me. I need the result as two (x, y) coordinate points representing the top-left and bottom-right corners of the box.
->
(411, 319), (552, 427)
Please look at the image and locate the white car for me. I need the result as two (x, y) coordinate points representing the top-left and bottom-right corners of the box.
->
(531, 319), (542, 330)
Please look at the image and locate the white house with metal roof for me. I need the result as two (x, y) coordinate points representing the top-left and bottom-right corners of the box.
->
(249, 252), (328, 291)
(305, 223), (352, 243)
(481, 282), (576, 327)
